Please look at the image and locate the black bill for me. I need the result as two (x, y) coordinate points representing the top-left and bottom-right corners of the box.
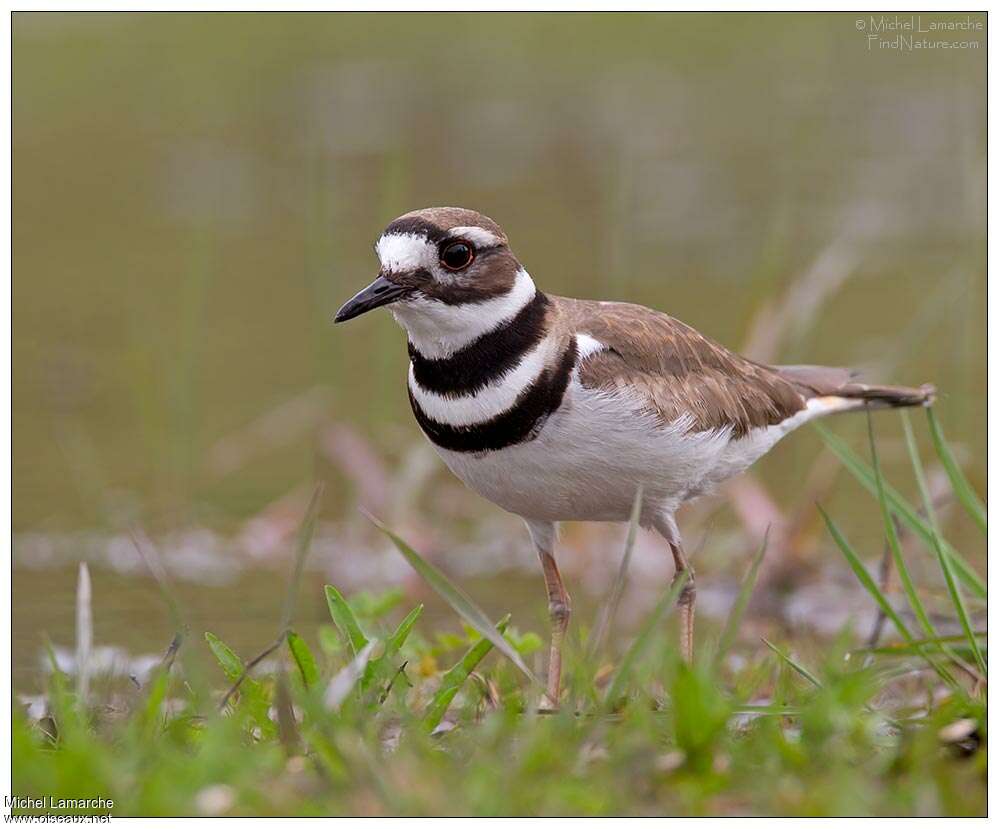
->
(334, 275), (410, 323)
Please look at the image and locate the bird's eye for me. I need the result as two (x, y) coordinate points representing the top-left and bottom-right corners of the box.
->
(440, 241), (474, 271)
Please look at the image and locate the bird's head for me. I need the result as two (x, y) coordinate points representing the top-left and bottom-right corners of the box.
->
(334, 207), (536, 357)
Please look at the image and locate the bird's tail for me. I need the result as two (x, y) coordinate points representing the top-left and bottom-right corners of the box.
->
(775, 364), (936, 410)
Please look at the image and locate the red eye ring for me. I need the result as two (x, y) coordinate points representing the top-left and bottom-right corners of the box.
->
(440, 240), (475, 271)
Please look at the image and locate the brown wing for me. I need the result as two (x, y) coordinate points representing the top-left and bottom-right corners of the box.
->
(553, 296), (807, 437)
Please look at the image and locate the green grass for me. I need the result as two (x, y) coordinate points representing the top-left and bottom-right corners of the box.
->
(12, 409), (986, 816)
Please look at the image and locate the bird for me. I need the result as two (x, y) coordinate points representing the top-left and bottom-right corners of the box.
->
(334, 206), (935, 705)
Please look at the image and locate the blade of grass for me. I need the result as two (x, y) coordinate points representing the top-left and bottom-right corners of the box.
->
(135, 670), (170, 741)
(588, 485), (643, 660)
(357, 604), (425, 696)
(900, 411), (986, 676)
(603, 570), (688, 708)
(762, 638), (822, 687)
(733, 704), (800, 717)
(818, 504), (922, 653)
(325, 585), (370, 656)
(212, 490), (324, 714)
(287, 631), (319, 688)
(159, 631), (183, 673)
(75, 562), (92, 705)
(279, 483), (324, 630)
(387, 604), (423, 654)
(274, 671), (300, 752)
(128, 527), (188, 650)
(378, 661), (412, 705)
(860, 636), (988, 658)
(365, 511), (539, 685)
(865, 414), (958, 688)
(925, 407), (986, 534)
(205, 631), (244, 683)
(211, 630), (286, 715)
(853, 630), (988, 654)
(324, 641), (377, 711)
(424, 614), (511, 731)
(814, 422), (985, 598)
(206, 632), (277, 735)
(715, 527), (769, 665)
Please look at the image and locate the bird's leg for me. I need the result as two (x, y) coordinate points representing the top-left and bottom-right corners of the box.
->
(525, 520), (569, 708)
(539, 550), (571, 705)
(669, 541), (696, 664)
(653, 512), (696, 664)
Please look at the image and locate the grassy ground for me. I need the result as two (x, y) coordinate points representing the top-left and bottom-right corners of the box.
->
(11, 410), (986, 817)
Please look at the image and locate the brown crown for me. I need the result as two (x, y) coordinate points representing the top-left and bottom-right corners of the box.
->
(383, 207), (508, 243)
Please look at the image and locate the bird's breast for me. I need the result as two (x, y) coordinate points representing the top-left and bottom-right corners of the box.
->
(406, 326), (578, 455)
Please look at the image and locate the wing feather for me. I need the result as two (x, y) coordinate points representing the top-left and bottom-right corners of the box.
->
(554, 297), (806, 437)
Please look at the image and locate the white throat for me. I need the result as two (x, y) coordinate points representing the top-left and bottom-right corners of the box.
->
(392, 269), (537, 359)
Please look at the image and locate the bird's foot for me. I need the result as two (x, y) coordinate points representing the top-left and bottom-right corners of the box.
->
(538, 692), (560, 713)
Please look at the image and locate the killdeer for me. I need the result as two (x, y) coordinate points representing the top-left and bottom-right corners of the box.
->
(334, 207), (934, 703)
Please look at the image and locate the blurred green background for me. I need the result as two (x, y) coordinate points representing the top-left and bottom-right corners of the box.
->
(12, 13), (985, 686)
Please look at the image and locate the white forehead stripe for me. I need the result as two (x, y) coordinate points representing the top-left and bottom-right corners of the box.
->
(376, 227), (501, 274)
(376, 233), (435, 273)
(447, 226), (502, 248)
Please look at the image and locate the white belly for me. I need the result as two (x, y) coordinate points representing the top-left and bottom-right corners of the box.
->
(432, 380), (812, 523)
